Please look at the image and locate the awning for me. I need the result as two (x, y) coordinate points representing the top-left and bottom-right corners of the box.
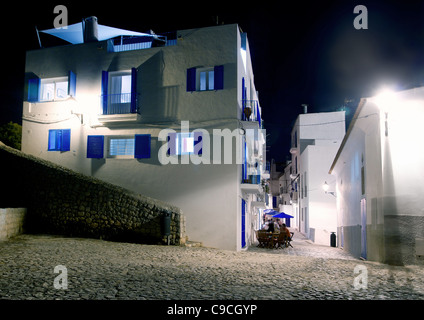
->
(40, 22), (155, 44)
(272, 212), (294, 219)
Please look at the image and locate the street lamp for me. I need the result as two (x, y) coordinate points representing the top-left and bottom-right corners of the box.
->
(323, 181), (336, 197)
(372, 88), (398, 137)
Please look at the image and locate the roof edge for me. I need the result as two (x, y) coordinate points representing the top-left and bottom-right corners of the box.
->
(328, 98), (367, 174)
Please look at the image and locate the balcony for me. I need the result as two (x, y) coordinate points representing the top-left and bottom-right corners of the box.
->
(241, 100), (261, 125)
(107, 32), (177, 53)
(98, 93), (140, 124)
(22, 98), (78, 123)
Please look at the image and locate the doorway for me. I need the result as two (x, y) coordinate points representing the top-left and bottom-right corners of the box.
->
(360, 198), (367, 259)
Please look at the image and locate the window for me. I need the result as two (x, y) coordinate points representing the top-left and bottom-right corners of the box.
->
(48, 129), (71, 151)
(101, 68), (137, 114)
(108, 137), (135, 158)
(27, 71), (76, 102)
(40, 78), (68, 101)
(167, 132), (202, 156)
(199, 68), (214, 91)
(186, 65), (224, 92)
(87, 134), (151, 159)
(177, 133), (194, 155)
(110, 72), (132, 103)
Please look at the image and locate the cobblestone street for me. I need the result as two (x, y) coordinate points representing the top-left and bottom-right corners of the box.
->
(0, 233), (423, 301)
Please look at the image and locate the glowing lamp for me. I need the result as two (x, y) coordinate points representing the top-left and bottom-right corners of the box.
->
(323, 181), (329, 192)
(372, 88), (398, 114)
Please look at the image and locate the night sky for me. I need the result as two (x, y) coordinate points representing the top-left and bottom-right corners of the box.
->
(2, 1), (424, 163)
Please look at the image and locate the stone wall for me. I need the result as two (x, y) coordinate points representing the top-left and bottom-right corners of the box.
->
(0, 142), (185, 245)
(0, 208), (26, 241)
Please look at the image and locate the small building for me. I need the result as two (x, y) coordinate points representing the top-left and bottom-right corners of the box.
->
(329, 88), (424, 265)
(21, 18), (266, 251)
(289, 110), (345, 245)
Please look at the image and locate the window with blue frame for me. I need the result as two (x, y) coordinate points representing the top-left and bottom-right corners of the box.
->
(27, 71), (76, 102)
(87, 134), (150, 159)
(167, 132), (202, 156)
(186, 65), (224, 92)
(108, 137), (135, 157)
(48, 129), (71, 152)
(101, 68), (137, 115)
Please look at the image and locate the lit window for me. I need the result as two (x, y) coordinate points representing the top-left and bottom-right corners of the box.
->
(110, 73), (132, 103)
(108, 137), (135, 157)
(48, 129), (71, 151)
(177, 133), (194, 155)
(40, 78), (69, 101)
(199, 68), (214, 91)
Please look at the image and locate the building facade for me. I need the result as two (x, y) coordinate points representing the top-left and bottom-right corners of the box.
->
(21, 20), (266, 251)
(330, 88), (424, 265)
(289, 111), (345, 245)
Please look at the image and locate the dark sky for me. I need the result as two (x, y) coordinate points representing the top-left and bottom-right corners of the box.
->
(2, 1), (424, 163)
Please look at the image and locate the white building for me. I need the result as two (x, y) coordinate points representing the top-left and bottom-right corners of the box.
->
(278, 161), (295, 227)
(289, 110), (345, 245)
(329, 88), (424, 265)
(21, 19), (266, 251)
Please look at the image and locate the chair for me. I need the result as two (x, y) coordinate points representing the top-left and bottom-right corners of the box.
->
(275, 232), (288, 249)
(257, 230), (271, 248)
(286, 232), (294, 248)
(268, 233), (280, 249)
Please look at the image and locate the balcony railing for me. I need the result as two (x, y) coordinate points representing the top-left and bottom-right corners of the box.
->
(107, 32), (177, 53)
(242, 100), (261, 125)
(100, 93), (137, 115)
(242, 175), (261, 185)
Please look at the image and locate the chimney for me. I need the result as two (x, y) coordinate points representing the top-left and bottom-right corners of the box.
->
(83, 16), (99, 43)
(302, 104), (308, 114)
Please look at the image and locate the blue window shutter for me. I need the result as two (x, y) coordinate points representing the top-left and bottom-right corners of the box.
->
(214, 65), (224, 90)
(101, 71), (109, 114)
(167, 132), (177, 155)
(61, 129), (71, 151)
(87, 135), (104, 158)
(68, 71), (76, 97)
(194, 132), (202, 155)
(256, 104), (261, 127)
(186, 67), (196, 92)
(130, 67), (137, 113)
(27, 77), (40, 102)
(134, 134), (151, 159)
(241, 199), (246, 248)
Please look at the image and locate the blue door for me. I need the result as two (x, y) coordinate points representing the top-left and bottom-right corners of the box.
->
(241, 199), (246, 248)
(361, 198), (367, 259)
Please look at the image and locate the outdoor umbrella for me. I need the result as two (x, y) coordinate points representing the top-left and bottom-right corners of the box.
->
(272, 212), (294, 219)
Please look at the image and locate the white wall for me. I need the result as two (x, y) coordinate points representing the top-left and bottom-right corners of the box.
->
(290, 111), (345, 244)
(22, 24), (264, 251)
(332, 88), (424, 264)
(303, 144), (340, 245)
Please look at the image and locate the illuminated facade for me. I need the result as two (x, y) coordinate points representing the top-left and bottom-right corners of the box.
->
(22, 21), (266, 251)
(289, 111), (345, 245)
(330, 88), (424, 265)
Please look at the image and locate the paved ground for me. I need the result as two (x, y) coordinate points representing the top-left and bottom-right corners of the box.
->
(0, 232), (423, 300)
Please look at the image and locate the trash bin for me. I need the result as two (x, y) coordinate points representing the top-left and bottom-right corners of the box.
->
(330, 232), (336, 247)
(161, 212), (171, 236)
